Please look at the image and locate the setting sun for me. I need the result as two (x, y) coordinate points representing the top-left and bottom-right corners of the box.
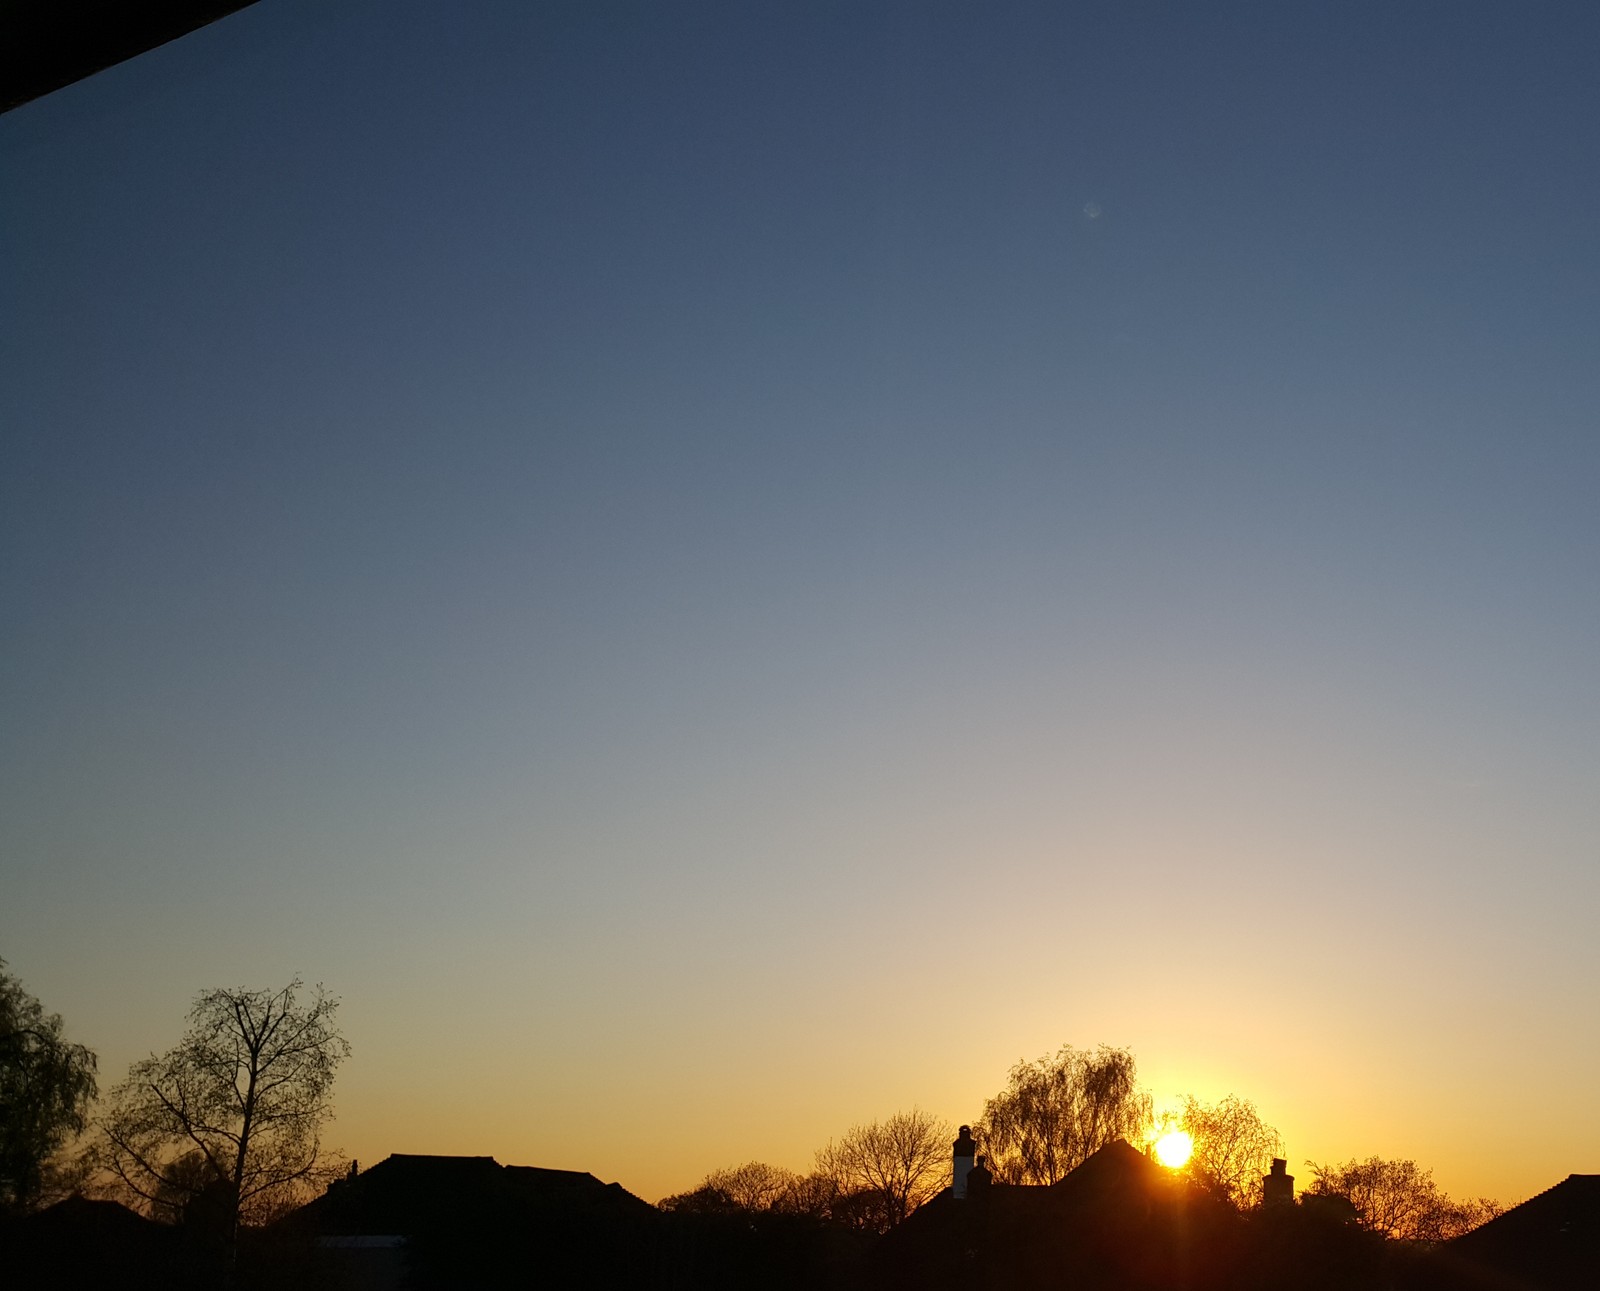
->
(1154, 1130), (1194, 1169)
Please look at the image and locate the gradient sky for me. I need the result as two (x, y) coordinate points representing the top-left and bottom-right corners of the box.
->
(4, 0), (1598, 1207)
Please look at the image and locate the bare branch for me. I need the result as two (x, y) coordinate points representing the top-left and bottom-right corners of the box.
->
(95, 977), (350, 1248)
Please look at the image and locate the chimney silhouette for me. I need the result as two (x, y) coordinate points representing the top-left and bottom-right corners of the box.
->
(1263, 1157), (1294, 1207)
(952, 1126), (977, 1199)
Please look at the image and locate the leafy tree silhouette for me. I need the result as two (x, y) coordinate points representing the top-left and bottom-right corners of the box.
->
(0, 958), (97, 1212)
(976, 1044), (1150, 1184)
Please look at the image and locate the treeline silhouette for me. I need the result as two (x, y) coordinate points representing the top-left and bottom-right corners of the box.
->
(662, 1043), (1497, 1242)
(4, 964), (1565, 1290)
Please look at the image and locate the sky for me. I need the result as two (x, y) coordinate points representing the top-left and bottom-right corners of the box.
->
(3, 0), (1598, 1207)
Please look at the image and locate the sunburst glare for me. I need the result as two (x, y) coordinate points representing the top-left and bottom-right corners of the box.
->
(1154, 1129), (1194, 1169)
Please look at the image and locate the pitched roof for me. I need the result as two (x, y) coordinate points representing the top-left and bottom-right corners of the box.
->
(14, 1194), (165, 1240)
(914, 1137), (1172, 1218)
(2, 1), (262, 113)
(0, 1197), (192, 1290)
(1438, 1173), (1600, 1289)
(503, 1164), (607, 1190)
(286, 1153), (655, 1238)
(1045, 1137), (1166, 1206)
(278, 1153), (663, 1289)
(880, 1139), (1237, 1290)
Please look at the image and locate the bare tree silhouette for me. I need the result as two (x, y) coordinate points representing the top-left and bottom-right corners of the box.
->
(1306, 1156), (1502, 1242)
(100, 978), (350, 1266)
(815, 1108), (950, 1231)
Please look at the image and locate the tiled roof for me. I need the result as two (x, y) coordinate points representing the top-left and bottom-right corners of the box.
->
(1440, 1173), (1600, 1289)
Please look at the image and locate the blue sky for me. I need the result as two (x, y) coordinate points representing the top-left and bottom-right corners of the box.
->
(4, 0), (1598, 1202)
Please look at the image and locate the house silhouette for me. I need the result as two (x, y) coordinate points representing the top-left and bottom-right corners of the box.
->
(877, 1138), (1252, 1291)
(0, 1195), (211, 1289)
(279, 1153), (660, 1289)
(1419, 1173), (1600, 1291)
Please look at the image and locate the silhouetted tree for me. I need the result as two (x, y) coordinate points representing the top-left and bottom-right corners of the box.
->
(99, 978), (349, 1266)
(1180, 1094), (1283, 1209)
(147, 1149), (225, 1225)
(815, 1108), (950, 1232)
(1305, 1156), (1501, 1242)
(660, 1161), (812, 1213)
(0, 959), (98, 1211)
(656, 1160), (868, 1289)
(976, 1043), (1151, 1184)
(775, 1169), (840, 1219)
(659, 1160), (846, 1226)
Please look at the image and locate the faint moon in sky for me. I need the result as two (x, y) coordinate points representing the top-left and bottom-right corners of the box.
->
(1083, 201), (1102, 219)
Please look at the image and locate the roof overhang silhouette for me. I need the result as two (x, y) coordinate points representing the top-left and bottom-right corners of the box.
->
(3, 2), (261, 113)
